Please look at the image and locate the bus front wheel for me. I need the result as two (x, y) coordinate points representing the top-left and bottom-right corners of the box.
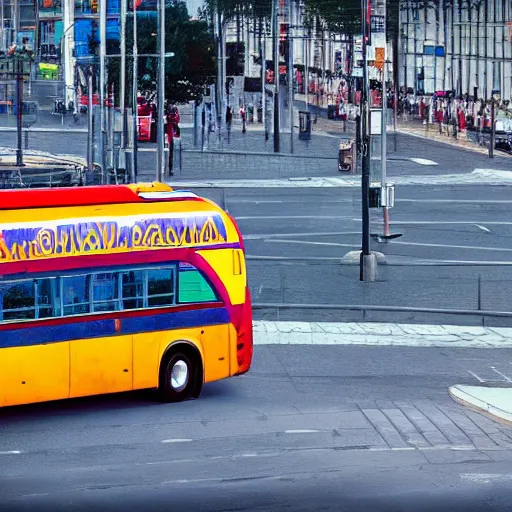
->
(159, 348), (201, 402)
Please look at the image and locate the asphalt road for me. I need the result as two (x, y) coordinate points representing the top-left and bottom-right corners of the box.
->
(178, 184), (512, 324)
(1, 345), (512, 511)
(3, 124), (511, 181)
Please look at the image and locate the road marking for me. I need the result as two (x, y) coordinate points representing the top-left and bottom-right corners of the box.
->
(373, 220), (512, 226)
(265, 239), (356, 248)
(161, 439), (193, 444)
(475, 224), (491, 233)
(245, 231), (360, 240)
(0, 450), (22, 454)
(248, 255), (343, 261)
(285, 429), (321, 434)
(468, 370), (486, 383)
(410, 158), (438, 166)
(390, 240), (512, 253)
(491, 367), (512, 383)
(229, 200), (285, 204)
(460, 473), (512, 484)
(398, 199), (512, 204)
(235, 215), (352, 220)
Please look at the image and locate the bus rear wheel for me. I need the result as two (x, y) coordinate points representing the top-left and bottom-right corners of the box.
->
(159, 349), (199, 402)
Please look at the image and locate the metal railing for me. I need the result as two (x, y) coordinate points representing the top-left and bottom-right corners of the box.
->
(252, 302), (512, 326)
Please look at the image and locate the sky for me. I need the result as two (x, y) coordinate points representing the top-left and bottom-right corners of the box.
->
(184, 0), (204, 17)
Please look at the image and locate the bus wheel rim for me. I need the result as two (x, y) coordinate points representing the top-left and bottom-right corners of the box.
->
(170, 360), (189, 391)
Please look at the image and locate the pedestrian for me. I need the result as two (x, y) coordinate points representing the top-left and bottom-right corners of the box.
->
(239, 105), (246, 134)
(166, 103), (180, 176)
(226, 106), (233, 143)
(150, 101), (157, 143)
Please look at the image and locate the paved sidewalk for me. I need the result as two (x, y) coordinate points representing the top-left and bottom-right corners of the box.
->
(166, 168), (512, 187)
(450, 386), (512, 425)
(253, 321), (512, 348)
(396, 122), (512, 158)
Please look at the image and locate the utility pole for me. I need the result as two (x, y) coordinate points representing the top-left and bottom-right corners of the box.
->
(62, 0), (75, 112)
(15, 57), (23, 166)
(360, 0), (376, 282)
(216, 8), (223, 142)
(305, 27), (309, 112)
(131, 0), (138, 183)
(288, 0), (294, 153)
(87, 65), (94, 176)
(262, 19), (268, 141)
(156, 0), (165, 181)
(381, 5), (389, 237)
(272, 0), (280, 152)
(99, 0), (107, 182)
(119, 0), (127, 172)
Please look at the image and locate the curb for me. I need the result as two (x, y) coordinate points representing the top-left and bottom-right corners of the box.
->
(449, 385), (512, 426)
(341, 250), (387, 264)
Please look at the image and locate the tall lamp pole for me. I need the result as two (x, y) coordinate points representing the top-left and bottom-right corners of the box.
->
(156, 0), (165, 181)
(99, 0), (107, 181)
(15, 56), (23, 166)
(288, 0), (294, 154)
(360, 0), (376, 282)
(119, 0), (127, 171)
(131, 0), (139, 183)
(272, 0), (280, 152)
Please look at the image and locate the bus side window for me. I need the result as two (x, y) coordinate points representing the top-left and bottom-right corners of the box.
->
(62, 275), (90, 316)
(92, 272), (120, 312)
(1, 281), (35, 321)
(147, 268), (175, 307)
(121, 270), (144, 310)
(178, 264), (218, 304)
(35, 278), (56, 319)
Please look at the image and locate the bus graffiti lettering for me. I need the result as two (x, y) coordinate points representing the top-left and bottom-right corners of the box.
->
(0, 215), (227, 263)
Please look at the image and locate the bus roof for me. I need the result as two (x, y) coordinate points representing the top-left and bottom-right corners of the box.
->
(0, 183), (202, 210)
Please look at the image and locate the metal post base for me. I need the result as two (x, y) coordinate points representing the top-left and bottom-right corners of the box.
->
(360, 253), (377, 282)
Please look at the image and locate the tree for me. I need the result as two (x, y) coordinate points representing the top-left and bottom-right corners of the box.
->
(109, 0), (216, 104)
(303, 0), (361, 36)
(204, 0), (272, 21)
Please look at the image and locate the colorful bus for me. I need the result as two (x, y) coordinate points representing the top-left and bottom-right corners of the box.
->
(0, 182), (253, 407)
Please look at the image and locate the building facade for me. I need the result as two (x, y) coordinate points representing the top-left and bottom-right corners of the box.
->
(36, 0), (121, 109)
(391, 1), (511, 101)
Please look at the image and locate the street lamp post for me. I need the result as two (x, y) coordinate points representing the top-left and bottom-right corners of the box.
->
(272, 0), (280, 153)
(131, 0), (139, 183)
(4, 49), (33, 167)
(15, 56), (23, 166)
(360, 0), (376, 282)
(156, 0), (165, 181)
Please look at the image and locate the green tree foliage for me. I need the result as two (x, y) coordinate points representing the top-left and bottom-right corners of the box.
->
(304, 0), (361, 36)
(205, 0), (272, 21)
(109, 0), (216, 103)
